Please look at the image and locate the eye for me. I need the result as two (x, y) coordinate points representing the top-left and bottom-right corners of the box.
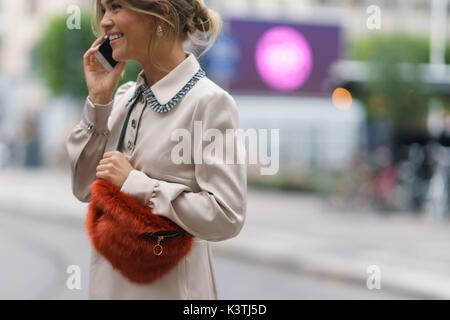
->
(111, 3), (122, 11)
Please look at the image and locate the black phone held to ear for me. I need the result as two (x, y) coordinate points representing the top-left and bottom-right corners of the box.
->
(95, 37), (119, 72)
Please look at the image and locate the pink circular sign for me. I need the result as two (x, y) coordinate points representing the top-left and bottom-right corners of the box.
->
(255, 26), (313, 92)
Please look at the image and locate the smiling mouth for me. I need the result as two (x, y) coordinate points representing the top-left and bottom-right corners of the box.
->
(109, 33), (124, 44)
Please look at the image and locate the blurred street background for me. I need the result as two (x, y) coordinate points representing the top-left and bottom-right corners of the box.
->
(1, 0), (450, 299)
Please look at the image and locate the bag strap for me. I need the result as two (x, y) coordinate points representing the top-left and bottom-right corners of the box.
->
(116, 91), (141, 151)
(103, 82), (138, 153)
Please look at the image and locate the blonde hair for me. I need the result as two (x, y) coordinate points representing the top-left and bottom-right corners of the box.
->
(92, 0), (221, 69)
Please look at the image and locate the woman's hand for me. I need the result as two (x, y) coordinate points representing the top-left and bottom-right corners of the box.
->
(83, 35), (127, 105)
(96, 151), (134, 188)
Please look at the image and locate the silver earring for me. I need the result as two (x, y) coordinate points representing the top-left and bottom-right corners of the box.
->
(156, 25), (163, 37)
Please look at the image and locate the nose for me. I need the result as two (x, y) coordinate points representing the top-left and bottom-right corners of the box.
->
(100, 12), (114, 32)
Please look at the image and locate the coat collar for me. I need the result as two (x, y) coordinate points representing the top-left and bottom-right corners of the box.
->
(135, 52), (201, 105)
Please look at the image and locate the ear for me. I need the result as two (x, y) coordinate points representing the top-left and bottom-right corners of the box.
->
(159, 2), (171, 19)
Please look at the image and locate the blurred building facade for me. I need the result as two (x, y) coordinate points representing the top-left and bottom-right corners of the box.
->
(0, 0), (90, 77)
(212, 0), (441, 38)
(0, 0), (444, 77)
(0, 0), (91, 168)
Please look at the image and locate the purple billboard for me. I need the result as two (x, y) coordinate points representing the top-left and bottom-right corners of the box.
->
(204, 19), (343, 96)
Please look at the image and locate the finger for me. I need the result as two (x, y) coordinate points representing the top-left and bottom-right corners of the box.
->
(100, 157), (117, 165)
(96, 164), (110, 172)
(84, 46), (99, 59)
(96, 164), (112, 172)
(96, 170), (108, 178)
(84, 47), (99, 56)
(83, 47), (100, 65)
(91, 34), (107, 49)
(103, 151), (120, 158)
(99, 158), (109, 165)
(91, 54), (102, 68)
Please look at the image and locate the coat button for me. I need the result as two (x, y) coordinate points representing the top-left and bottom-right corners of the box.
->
(131, 119), (136, 129)
(127, 140), (134, 150)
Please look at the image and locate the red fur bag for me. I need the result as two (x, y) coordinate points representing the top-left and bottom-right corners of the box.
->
(85, 178), (193, 284)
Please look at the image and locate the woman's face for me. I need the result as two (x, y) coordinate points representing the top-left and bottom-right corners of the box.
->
(99, 0), (156, 62)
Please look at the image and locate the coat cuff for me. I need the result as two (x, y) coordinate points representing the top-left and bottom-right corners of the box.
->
(120, 169), (160, 206)
(82, 97), (113, 134)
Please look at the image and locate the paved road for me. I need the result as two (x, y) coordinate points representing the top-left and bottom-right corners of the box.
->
(0, 210), (408, 299)
(0, 211), (89, 299)
(3, 169), (450, 299)
(215, 255), (407, 299)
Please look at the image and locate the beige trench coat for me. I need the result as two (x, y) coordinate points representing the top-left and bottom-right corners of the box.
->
(65, 53), (247, 299)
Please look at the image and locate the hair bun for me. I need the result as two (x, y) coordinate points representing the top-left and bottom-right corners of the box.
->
(181, 0), (222, 55)
(190, 0), (211, 33)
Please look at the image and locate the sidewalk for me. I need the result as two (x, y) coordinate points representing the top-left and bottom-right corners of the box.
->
(1, 168), (450, 299)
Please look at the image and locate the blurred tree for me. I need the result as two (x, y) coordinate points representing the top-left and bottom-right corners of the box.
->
(33, 12), (140, 100)
(350, 35), (431, 64)
(349, 34), (434, 145)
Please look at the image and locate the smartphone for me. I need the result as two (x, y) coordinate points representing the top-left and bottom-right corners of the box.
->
(94, 37), (118, 72)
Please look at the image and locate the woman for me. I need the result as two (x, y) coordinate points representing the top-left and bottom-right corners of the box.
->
(65, 0), (247, 299)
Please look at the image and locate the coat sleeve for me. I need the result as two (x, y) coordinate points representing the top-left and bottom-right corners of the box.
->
(65, 82), (134, 202)
(120, 91), (247, 241)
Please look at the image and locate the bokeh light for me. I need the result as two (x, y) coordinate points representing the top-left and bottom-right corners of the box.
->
(255, 26), (313, 92)
(332, 87), (353, 110)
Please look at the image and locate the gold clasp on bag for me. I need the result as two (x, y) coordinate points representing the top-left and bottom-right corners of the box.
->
(153, 236), (164, 256)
